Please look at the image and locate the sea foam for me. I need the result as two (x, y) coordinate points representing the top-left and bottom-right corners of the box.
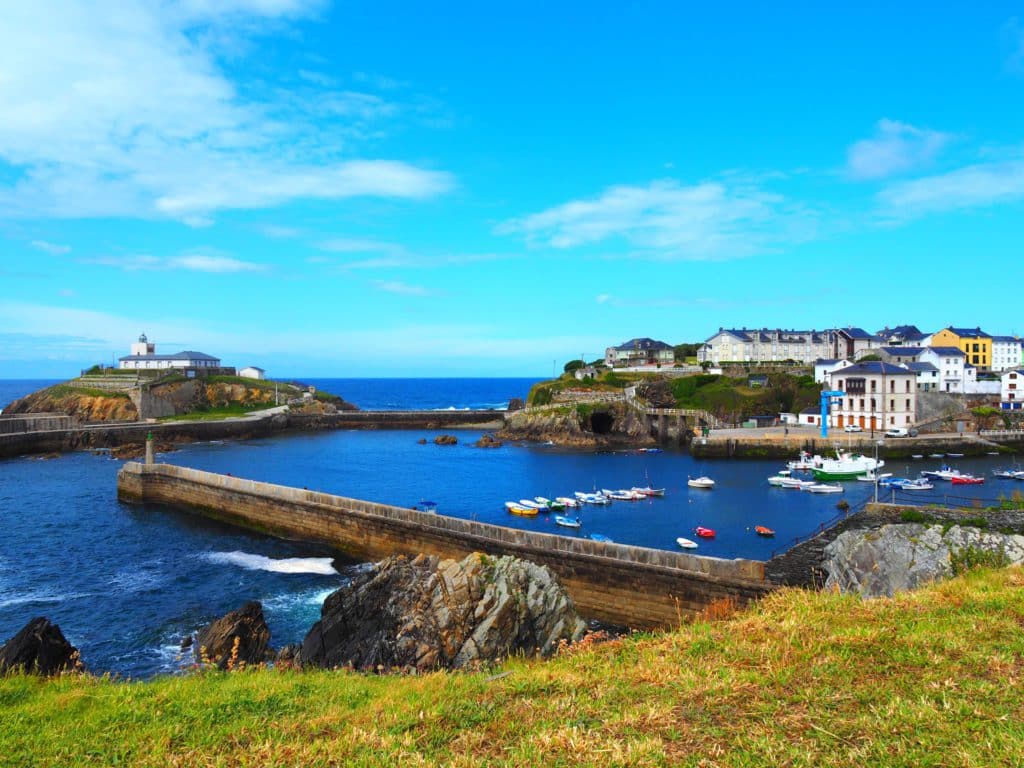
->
(203, 551), (339, 575)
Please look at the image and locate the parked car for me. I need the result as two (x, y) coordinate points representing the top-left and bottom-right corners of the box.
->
(843, 424), (863, 433)
(885, 427), (910, 438)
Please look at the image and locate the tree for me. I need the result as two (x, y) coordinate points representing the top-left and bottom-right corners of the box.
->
(563, 359), (585, 374)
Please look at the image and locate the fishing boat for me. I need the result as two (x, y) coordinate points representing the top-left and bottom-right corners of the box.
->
(687, 476), (715, 489)
(808, 448), (884, 481)
(805, 483), (843, 494)
(588, 533), (614, 543)
(695, 526), (716, 538)
(631, 486), (667, 497)
(787, 451), (816, 470)
(505, 502), (538, 516)
(992, 469), (1018, 480)
(676, 537), (698, 549)
(535, 496), (565, 511)
(897, 478), (934, 491)
(950, 475), (984, 486)
(554, 515), (582, 528)
(921, 465), (965, 481)
(754, 525), (775, 537)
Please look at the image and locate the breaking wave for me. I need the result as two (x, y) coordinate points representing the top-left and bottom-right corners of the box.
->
(203, 551), (339, 575)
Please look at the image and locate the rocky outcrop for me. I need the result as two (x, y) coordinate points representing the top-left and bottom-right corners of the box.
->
(498, 401), (653, 447)
(4, 388), (138, 422)
(195, 601), (273, 669)
(824, 524), (1024, 598)
(434, 434), (458, 445)
(474, 433), (502, 448)
(301, 553), (586, 672)
(0, 617), (81, 675)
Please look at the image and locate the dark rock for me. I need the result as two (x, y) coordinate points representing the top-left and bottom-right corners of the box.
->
(301, 552), (586, 673)
(417, 438), (427, 444)
(195, 601), (272, 669)
(276, 644), (301, 667)
(180, 634), (193, 650)
(636, 380), (675, 409)
(0, 617), (80, 676)
(434, 434), (458, 446)
(507, 397), (525, 412)
(474, 433), (503, 448)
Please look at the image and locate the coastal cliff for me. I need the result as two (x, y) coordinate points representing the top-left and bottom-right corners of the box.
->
(497, 401), (654, 447)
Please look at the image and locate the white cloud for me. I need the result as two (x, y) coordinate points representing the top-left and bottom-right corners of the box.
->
(846, 119), (952, 181)
(86, 253), (266, 273)
(498, 178), (810, 260)
(373, 280), (436, 297)
(878, 157), (1024, 215)
(0, 1), (452, 222)
(30, 239), (71, 254)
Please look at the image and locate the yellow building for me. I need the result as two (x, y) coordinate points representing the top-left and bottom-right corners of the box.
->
(930, 326), (992, 370)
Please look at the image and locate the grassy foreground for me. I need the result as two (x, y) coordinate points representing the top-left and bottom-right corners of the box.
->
(3, 568), (1024, 767)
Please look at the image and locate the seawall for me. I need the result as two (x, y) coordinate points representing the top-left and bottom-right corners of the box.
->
(0, 410), (504, 460)
(117, 463), (773, 629)
(690, 433), (1024, 460)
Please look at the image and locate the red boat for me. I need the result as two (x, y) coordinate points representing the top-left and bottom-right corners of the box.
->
(695, 526), (716, 538)
(951, 475), (984, 486)
(754, 525), (775, 537)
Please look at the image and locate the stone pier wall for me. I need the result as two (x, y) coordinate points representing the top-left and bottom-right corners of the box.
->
(118, 463), (773, 629)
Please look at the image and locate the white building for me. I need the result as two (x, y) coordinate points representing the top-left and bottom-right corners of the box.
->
(902, 361), (939, 391)
(698, 328), (833, 365)
(239, 366), (266, 380)
(1001, 369), (1024, 411)
(825, 361), (917, 430)
(918, 347), (966, 393)
(118, 333), (222, 371)
(991, 336), (1024, 372)
(813, 358), (851, 384)
(604, 338), (674, 368)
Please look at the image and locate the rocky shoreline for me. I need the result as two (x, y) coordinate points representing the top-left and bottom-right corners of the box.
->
(1, 553), (588, 677)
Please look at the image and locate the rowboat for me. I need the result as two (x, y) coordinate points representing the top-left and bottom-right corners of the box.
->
(805, 483), (843, 494)
(602, 489), (644, 500)
(767, 474), (791, 486)
(950, 475), (984, 486)
(687, 476), (715, 489)
(518, 499), (548, 510)
(535, 496), (565, 511)
(574, 491), (610, 505)
(754, 525), (775, 537)
(554, 496), (580, 508)
(695, 526), (716, 538)
(505, 502), (538, 516)
(631, 486), (666, 497)
(554, 515), (582, 528)
(676, 537), (699, 549)
(992, 470), (1019, 480)
(897, 479), (933, 490)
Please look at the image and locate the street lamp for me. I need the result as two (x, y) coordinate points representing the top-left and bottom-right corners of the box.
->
(873, 439), (884, 503)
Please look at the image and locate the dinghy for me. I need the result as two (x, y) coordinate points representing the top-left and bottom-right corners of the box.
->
(695, 526), (716, 538)
(754, 526), (775, 537)
(554, 515), (582, 529)
(805, 483), (843, 494)
(687, 476), (715, 489)
(505, 502), (538, 516)
(676, 536), (698, 549)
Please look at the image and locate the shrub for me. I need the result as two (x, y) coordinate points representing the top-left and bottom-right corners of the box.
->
(950, 545), (1010, 576)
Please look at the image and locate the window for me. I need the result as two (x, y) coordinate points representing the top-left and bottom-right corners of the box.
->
(859, 398), (864, 410)
(870, 380), (877, 392)
(890, 416), (895, 424)
(890, 399), (895, 410)
(905, 399), (910, 410)
(905, 380), (910, 392)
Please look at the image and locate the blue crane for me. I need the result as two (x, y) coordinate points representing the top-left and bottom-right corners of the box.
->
(820, 390), (845, 438)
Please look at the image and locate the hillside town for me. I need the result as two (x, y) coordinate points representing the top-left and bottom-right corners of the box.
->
(600, 326), (1024, 431)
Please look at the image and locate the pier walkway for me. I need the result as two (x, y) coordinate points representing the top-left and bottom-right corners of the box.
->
(117, 462), (773, 628)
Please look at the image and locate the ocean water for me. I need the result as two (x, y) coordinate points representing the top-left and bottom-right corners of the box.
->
(0, 377), (1020, 676)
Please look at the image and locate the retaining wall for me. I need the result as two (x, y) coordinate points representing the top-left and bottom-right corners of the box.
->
(117, 463), (772, 628)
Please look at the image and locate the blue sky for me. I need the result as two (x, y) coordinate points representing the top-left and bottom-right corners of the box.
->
(2, 1), (1024, 377)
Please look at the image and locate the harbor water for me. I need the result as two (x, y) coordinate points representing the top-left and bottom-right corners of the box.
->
(0, 378), (1020, 676)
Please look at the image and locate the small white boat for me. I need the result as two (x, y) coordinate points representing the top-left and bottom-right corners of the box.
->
(911, 454), (924, 459)
(778, 477), (816, 490)
(631, 486), (666, 497)
(787, 451), (816, 470)
(992, 469), (1018, 480)
(602, 488), (644, 500)
(804, 483), (843, 494)
(574, 491), (610, 504)
(518, 499), (548, 510)
(767, 474), (791, 486)
(687, 476), (715, 489)
(535, 496), (565, 510)
(928, 453), (945, 459)
(947, 453), (964, 458)
(554, 496), (579, 508)
(676, 536), (699, 549)
(554, 515), (582, 529)
(856, 471), (893, 483)
(899, 479), (934, 491)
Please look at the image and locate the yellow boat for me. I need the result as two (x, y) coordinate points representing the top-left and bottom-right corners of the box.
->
(505, 501), (538, 516)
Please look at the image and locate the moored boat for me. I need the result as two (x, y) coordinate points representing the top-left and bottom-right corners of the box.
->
(992, 469), (1019, 480)
(808, 448), (884, 481)
(554, 496), (579, 508)
(535, 496), (565, 511)
(676, 536), (698, 549)
(695, 526), (716, 538)
(631, 486), (666, 497)
(554, 515), (582, 528)
(687, 476), (715, 489)
(754, 525), (775, 537)
(518, 499), (548, 510)
(897, 478), (934, 490)
(505, 502), (538, 516)
(805, 483), (843, 494)
(950, 475), (984, 486)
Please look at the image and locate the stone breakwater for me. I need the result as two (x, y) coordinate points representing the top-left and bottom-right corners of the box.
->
(690, 434), (1024, 460)
(117, 462), (772, 628)
(0, 410), (505, 460)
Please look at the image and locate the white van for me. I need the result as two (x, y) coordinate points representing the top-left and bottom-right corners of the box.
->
(884, 427), (910, 438)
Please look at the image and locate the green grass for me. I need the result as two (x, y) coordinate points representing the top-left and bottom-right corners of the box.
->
(4, 567), (1024, 766)
(157, 404), (267, 422)
(46, 384), (130, 400)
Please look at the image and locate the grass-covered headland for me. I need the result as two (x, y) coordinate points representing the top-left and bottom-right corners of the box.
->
(3, 567), (1024, 767)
